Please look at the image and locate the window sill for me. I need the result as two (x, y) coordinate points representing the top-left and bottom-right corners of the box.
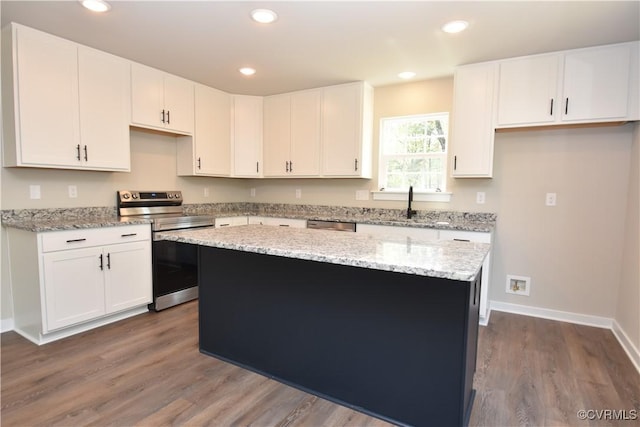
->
(371, 191), (452, 202)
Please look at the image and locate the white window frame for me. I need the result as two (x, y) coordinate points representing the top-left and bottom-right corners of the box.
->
(375, 113), (451, 202)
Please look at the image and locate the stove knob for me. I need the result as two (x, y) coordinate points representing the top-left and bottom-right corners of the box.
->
(132, 194), (138, 199)
(168, 194), (173, 199)
(122, 193), (130, 200)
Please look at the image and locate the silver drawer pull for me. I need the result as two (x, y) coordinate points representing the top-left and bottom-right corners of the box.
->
(66, 238), (87, 243)
(453, 238), (471, 242)
(279, 224), (290, 227)
(121, 233), (137, 237)
(219, 223), (230, 227)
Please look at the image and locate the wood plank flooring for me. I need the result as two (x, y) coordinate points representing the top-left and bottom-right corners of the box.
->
(2, 302), (638, 426)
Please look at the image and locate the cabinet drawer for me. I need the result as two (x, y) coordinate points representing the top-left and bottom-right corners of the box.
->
(439, 230), (491, 244)
(40, 224), (150, 252)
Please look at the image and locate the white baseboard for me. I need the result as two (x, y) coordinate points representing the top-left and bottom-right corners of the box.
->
(489, 301), (640, 374)
(489, 301), (613, 328)
(1, 317), (14, 333)
(612, 319), (640, 374)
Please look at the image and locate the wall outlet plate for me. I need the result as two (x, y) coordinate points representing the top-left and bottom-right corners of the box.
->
(545, 192), (557, 206)
(250, 188), (256, 197)
(295, 189), (302, 199)
(68, 185), (78, 198)
(506, 275), (531, 296)
(476, 192), (486, 204)
(356, 190), (370, 201)
(29, 184), (41, 200)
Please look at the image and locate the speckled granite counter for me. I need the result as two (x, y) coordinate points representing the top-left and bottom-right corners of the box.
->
(156, 224), (490, 282)
(185, 203), (497, 233)
(2, 203), (496, 234)
(1, 216), (151, 232)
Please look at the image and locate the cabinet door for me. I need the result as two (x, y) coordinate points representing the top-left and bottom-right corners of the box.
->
(451, 63), (496, 178)
(291, 89), (321, 176)
(193, 84), (231, 175)
(42, 247), (105, 332)
(263, 94), (291, 177)
(322, 83), (362, 176)
(104, 241), (152, 313)
(232, 96), (263, 177)
(78, 46), (131, 171)
(131, 63), (165, 129)
(497, 55), (559, 126)
(562, 45), (631, 122)
(14, 25), (80, 167)
(164, 74), (194, 134)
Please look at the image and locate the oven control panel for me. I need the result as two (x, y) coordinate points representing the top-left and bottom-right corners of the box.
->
(117, 190), (183, 205)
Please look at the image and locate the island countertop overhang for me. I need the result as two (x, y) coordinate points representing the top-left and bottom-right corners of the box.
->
(156, 224), (490, 282)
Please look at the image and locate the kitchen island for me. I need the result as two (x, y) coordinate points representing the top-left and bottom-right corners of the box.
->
(156, 225), (490, 427)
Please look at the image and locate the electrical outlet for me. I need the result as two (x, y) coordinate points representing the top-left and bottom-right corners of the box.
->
(545, 193), (557, 206)
(355, 190), (370, 201)
(29, 185), (41, 200)
(250, 188), (256, 197)
(476, 192), (486, 204)
(68, 185), (78, 198)
(506, 275), (531, 296)
(295, 188), (302, 199)
(204, 187), (210, 197)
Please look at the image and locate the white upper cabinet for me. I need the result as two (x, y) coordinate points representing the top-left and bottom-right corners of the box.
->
(131, 63), (194, 135)
(291, 89), (322, 176)
(451, 62), (497, 178)
(321, 82), (373, 178)
(232, 95), (263, 177)
(497, 42), (637, 128)
(497, 55), (559, 126)
(263, 89), (321, 177)
(263, 94), (292, 177)
(2, 23), (130, 171)
(561, 45), (631, 122)
(78, 46), (131, 171)
(177, 83), (231, 176)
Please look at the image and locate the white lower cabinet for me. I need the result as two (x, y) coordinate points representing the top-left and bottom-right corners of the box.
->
(355, 224), (439, 240)
(248, 216), (307, 228)
(7, 224), (152, 345)
(215, 216), (249, 228)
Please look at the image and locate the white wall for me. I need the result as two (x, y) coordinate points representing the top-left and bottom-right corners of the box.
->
(615, 123), (640, 353)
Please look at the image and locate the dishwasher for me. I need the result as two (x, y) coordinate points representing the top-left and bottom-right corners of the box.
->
(307, 219), (357, 232)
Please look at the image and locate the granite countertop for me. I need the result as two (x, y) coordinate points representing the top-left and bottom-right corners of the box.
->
(156, 225), (490, 282)
(1, 216), (151, 232)
(1, 203), (496, 233)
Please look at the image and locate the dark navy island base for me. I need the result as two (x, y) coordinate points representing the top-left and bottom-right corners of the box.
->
(198, 246), (481, 427)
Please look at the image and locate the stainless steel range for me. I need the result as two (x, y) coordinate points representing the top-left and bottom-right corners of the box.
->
(117, 190), (214, 311)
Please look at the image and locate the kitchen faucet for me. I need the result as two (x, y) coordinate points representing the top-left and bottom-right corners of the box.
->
(407, 186), (417, 219)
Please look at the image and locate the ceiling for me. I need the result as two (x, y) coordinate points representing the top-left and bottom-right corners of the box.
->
(2, 1), (639, 96)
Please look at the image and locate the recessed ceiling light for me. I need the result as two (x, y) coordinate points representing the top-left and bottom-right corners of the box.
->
(398, 71), (416, 80)
(239, 67), (256, 76)
(251, 9), (278, 24)
(80, 0), (111, 13)
(442, 20), (469, 34)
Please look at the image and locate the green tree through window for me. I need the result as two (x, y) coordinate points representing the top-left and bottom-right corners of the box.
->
(379, 113), (449, 191)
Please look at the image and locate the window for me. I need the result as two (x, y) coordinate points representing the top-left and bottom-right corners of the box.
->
(379, 113), (449, 192)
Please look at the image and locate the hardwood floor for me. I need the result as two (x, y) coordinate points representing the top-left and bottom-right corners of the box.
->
(2, 302), (638, 426)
